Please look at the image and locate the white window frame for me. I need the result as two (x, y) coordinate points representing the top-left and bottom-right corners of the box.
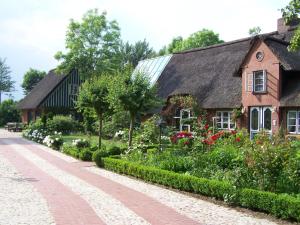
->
(287, 111), (300, 134)
(174, 108), (195, 132)
(68, 84), (79, 96)
(216, 111), (236, 130)
(253, 70), (267, 93)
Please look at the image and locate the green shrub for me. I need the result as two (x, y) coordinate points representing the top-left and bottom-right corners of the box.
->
(62, 145), (80, 158)
(101, 158), (300, 222)
(106, 145), (122, 156)
(79, 149), (93, 161)
(239, 189), (300, 221)
(47, 115), (82, 134)
(92, 150), (108, 167)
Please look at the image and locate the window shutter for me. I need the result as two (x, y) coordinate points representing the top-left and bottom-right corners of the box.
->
(263, 70), (267, 92)
(246, 73), (253, 92)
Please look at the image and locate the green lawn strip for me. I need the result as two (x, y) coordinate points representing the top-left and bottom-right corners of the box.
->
(101, 157), (300, 222)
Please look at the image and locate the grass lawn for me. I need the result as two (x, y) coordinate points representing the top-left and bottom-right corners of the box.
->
(62, 133), (127, 148)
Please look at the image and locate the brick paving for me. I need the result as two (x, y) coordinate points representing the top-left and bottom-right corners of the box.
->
(0, 129), (286, 225)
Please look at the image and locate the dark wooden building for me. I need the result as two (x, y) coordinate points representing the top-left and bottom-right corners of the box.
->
(18, 69), (82, 124)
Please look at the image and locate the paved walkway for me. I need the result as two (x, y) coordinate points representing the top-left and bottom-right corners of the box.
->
(0, 129), (289, 225)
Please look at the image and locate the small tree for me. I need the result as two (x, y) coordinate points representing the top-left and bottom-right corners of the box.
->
(109, 69), (161, 147)
(0, 58), (14, 103)
(77, 76), (110, 148)
(22, 68), (46, 94)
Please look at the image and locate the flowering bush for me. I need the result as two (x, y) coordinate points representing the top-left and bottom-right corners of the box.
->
(202, 130), (238, 146)
(43, 133), (63, 150)
(72, 139), (90, 148)
(170, 131), (193, 144)
(23, 128), (49, 143)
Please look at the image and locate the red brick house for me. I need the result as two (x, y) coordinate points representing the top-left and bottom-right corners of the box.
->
(148, 18), (300, 137)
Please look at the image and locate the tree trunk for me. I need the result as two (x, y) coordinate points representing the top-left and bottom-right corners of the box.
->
(98, 113), (102, 149)
(128, 112), (135, 147)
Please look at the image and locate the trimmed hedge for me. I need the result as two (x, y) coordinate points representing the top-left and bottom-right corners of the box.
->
(102, 157), (300, 222)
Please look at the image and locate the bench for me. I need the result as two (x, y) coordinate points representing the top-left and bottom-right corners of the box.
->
(6, 122), (24, 132)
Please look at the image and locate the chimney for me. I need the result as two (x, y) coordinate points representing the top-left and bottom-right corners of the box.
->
(277, 17), (300, 33)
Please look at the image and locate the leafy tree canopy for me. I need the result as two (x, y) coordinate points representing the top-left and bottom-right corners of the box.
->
(159, 29), (223, 54)
(121, 39), (156, 67)
(248, 26), (262, 36)
(108, 68), (161, 146)
(22, 68), (46, 94)
(0, 99), (20, 126)
(55, 9), (122, 78)
(0, 58), (14, 103)
(282, 0), (300, 51)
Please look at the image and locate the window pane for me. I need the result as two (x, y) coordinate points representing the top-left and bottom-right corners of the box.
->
(264, 108), (271, 130)
(254, 70), (265, 92)
(251, 109), (259, 130)
(288, 126), (296, 133)
(217, 123), (222, 129)
(288, 111), (296, 119)
(223, 123), (228, 129)
(230, 123), (235, 129)
(223, 112), (228, 117)
(182, 110), (189, 119)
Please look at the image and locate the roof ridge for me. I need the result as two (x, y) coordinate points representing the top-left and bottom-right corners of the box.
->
(175, 31), (279, 54)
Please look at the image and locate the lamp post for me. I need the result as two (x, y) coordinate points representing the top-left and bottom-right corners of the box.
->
(156, 117), (167, 151)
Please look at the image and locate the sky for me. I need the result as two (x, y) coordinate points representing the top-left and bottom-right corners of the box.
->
(0, 0), (291, 101)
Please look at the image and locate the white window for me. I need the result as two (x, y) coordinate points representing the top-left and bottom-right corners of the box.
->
(216, 111), (235, 130)
(68, 84), (78, 96)
(174, 108), (194, 132)
(253, 70), (267, 93)
(287, 111), (300, 134)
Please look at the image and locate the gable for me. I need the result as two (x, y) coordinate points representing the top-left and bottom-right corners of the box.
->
(40, 69), (82, 108)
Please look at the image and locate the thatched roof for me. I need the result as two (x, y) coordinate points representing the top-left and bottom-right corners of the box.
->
(157, 38), (253, 108)
(156, 30), (300, 109)
(264, 37), (300, 71)
(17, 69), (67, 109)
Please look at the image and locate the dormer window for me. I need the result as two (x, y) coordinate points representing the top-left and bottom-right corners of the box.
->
(253, 70), (267, 93)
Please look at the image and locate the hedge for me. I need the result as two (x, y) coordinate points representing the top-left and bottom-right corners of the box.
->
(102, 157), (300, 222)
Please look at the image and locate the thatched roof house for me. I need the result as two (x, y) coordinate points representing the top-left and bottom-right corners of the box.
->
(138, 18), (300, 136)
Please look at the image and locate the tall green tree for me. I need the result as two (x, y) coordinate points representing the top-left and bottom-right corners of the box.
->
(249, 26), (262, 36)
(77, 75), (110, 148)
(282, 0), (300, 51)
(0, 99), (20, 126)
(108, 69), (161, 147)
(121, 39), (156, 67)
(22, 68), (46, 94)
(55, 9), (122, 78)
(159, 29), (223, 54)
(0, 58), (14, 103)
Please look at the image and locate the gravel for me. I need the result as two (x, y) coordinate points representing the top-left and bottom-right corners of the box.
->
(6, 140), (150, 225)
(0, 153), (55, 225)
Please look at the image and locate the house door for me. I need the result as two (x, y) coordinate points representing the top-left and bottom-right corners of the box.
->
(250, 106), (272, 139)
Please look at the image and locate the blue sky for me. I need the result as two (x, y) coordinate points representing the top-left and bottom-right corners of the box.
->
(0, 0), (291, 101)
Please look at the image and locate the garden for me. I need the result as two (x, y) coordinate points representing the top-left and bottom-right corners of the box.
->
(22, 94), (300, 222)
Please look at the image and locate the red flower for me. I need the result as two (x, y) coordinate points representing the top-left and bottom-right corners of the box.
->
(231, 130), (237, 135)
(184, 141), (189, 145)
(204, 124), (209, 130)
(211, 135), (218, 141)
(235, 137), (241, 142)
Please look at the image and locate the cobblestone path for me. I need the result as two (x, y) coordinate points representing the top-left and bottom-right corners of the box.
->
(0, 129), (287, 225)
